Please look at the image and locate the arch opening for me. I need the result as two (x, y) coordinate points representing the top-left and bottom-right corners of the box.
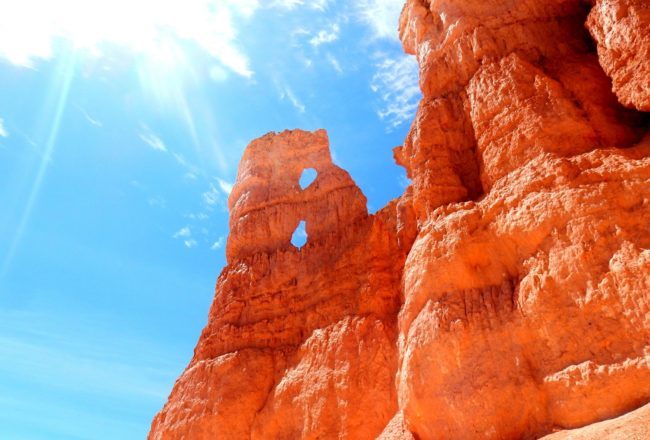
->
(291, 220), (308, 249)
(299, 168), (318, 190)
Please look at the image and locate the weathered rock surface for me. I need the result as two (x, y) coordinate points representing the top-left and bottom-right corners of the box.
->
(540, 402), (650, 439)
(150, 0), (649, 438)
(587, 0), (650, 111)
(150, 129), (414, 439)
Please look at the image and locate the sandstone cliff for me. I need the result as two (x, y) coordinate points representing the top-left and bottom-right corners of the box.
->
(150, 0), (650, 438)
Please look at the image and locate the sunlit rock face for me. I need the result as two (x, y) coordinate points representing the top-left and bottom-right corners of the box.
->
(150, 0), (649, 438)
(540, 402), (650, 439)
(149, 128), (416, 439)
(587, 0), (650, 111)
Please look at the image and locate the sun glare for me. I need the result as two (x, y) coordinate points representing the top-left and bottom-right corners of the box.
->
(0, 0), (255, 77)
(0, 1), (263, 279)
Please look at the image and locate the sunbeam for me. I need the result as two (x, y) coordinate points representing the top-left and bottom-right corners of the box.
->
(0, 52), (77, 282)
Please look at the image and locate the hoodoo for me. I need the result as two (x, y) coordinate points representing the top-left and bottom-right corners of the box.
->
(150, 1), (650, 438)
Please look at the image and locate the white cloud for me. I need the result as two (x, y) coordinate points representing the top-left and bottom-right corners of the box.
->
(287, 88), (306, 113)
(173, 226), (191, 239)
(147, 196), (166, 208)
(229, 0), (260, 18)
(0, 0), (256, 77)
(371, 53), (420, 129)
(278, 84), (306, 113)
(299, 55), (313, 68)
(309, 23), (340, 47)
(0, 118), (7, 138)
(210, 236), (225, 250)
(202, 183), (221, 207)
(139, 128), (167, 152)
(169, 152), (202, 181)
(356, 0), (403, 41)
(271, 0), (330, 11)
(173, 226), (197, 248)
(76, 106), (102, 127)
(172, 152), (188, 167)
(186, 212), (209, 221)
(217, 178), (234, 195)
(326, 53), (343, 74)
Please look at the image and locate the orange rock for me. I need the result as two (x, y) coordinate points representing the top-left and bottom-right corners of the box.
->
(540, 402), (650, 439)
(150, 129), (413, 439)
(587, 0), (650, 111)
(398, 145), (650, 439)
(150, 1), (649, 438)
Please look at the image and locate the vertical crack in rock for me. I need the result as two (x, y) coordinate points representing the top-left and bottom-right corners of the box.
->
(150, 1), (650, 439)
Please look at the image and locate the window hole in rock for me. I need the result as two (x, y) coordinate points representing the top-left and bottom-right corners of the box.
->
(291, 220), (308, 249)
(299, 168), (318, 190)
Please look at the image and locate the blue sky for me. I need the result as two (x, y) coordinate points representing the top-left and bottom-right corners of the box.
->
(0, 1), (418, 438)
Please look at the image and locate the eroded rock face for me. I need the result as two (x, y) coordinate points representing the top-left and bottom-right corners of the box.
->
(587, 0), (650, 111)
(149, 129), (414, 439)
(540, 402), (650, 439)
(150, 1), (649, 438)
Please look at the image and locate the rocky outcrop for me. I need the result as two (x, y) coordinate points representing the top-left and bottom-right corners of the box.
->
(540, 402), (650, 439)
(587, 0), (650, 111)
(150, 129), (416, 439)
(150, 0), (649, 438)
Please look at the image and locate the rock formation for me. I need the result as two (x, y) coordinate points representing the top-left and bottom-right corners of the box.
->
(150, 0), (649, 438)
(150, 129), (414, 439)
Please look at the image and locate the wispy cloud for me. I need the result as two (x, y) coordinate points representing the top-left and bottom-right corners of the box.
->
(183, 239), (197, 248)
(172, 152), (201, 178)
(217, 178), (234, 195)
(355, 0), (403, 41)
(147, 196), (166, 209)
(310, 23), (340, 47)
(0, 118), (9, 138)
(271, 0), (330, 11)
(351, 0), (419, 129)
(371, 53), (420, 129)
(173, 226), (191, 239)
(201, 184), (219, 206)
(0, 123), (6, 148)
(326, 52), (343, 74)
(0, 117), (7, 138)
(139, 128), (167, 152)
(277, 83), (306, 113)
(76, 106), (102, 128)
(172, 226), (197, 248)
(287, 87), (306, 113)
(186, 212), (209, 221)
(202, 183), (221, 207)
(210, 236), (225, 250)
(172, 152), (189, 167)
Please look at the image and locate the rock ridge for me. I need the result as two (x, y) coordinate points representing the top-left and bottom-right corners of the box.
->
(150, 0), (649, 438)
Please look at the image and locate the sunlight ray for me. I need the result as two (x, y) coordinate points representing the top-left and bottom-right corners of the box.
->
(0, 52), (77, 282)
